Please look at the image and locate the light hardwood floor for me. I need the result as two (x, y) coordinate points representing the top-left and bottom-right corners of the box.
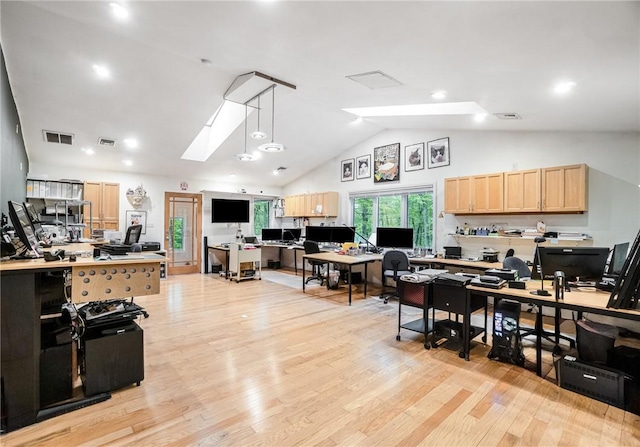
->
(3, 273), (640, 446)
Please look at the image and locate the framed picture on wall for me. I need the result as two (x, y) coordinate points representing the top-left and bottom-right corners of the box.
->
(373, 143), (400, 183)
(404, 142), (424, 171)
(356, 154), (371, 179)
(125, 210), (147, 234)
(341, 158), (355, 182)
(427, 137), (450, 169)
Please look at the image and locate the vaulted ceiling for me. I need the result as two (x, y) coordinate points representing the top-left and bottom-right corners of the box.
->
(2, 1), (638, 187)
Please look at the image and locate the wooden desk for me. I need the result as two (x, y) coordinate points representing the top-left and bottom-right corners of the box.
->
(302, 252), (377, 305)
(0, 253), (163, 432)
(467, 281), (640, 376)
(410, 256), (498, 272)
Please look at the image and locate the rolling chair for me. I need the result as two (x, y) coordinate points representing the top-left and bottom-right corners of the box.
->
(380, 250), (412, 304)
(502, 253), (575, 353)
(303, 240), (324, 286)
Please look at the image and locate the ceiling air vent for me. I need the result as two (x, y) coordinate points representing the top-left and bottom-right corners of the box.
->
(494, 113), (522, 120)
(43, 130), (74, 145)
(98, 137), (117, 147)
(346, 71), (403, 89)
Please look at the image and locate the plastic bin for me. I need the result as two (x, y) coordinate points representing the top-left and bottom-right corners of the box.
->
(327, 270), (340, 289)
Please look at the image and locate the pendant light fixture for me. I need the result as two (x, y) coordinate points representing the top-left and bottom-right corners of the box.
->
(259, 86), (286, 153)
(234, 104), (256, 161)
(250, 95), (267, 140)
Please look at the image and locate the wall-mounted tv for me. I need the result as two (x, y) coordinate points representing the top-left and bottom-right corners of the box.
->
(211, 198), (250, 223)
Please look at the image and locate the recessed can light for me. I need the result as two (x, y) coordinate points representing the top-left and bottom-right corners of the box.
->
(92, 64), (110, 78)
(554, 81), (576, 94)
(474, 113), (487, 122)
(110, 3), (129, 20)
(122, 159), (133, 166)
(84, 148), (95, 155)
(124, 138), (138, 148)
(431, 90), (447, 100)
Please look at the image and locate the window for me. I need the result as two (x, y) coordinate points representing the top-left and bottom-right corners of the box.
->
(350, 186), (435, 249)
(253, 200), (270, 236)
(170, 217), (184, 250)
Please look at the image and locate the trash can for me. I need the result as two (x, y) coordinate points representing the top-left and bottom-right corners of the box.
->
(327, 270), (340, 289)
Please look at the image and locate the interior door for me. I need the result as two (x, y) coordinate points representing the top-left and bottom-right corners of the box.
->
(164, 192), (202, 275)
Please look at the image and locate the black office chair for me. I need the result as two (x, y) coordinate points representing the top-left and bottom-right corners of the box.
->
(124, 224), (143, 245)
(380, 250), (412, 304)
(304, 240), (324, 286)
(502, 254), (575, 353)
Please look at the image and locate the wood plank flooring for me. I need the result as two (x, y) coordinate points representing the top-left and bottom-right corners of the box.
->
(3, 273), (640, 446)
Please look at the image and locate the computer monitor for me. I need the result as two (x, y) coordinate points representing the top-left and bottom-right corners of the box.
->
(537, 246), (610, 283)
(282, 228), (302, 242)
(7, 201), (42, 258)
(376, 227), (414, 249)
(330, 226), (355, 244)
(305, 226), (332, 243)
(23, 202), (46, 242)
(261, 228), (283, 242)
(607, 242), (630, 277)
(123, 224), (143, 245)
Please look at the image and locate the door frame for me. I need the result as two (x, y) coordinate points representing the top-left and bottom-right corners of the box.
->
(164, 192), (202, 275)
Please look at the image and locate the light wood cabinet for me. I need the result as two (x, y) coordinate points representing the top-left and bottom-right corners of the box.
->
(444, 164), (587, 215)
(541, 164), (587, 212)
(284, 191), (339, 217)
(444, 174), (502, 214)
(84, 182), (120, 236)
(504, 169), (541, 212)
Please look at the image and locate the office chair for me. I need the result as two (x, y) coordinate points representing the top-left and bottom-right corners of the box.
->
(303, 240), (324, 286)
(380, 250), (412, 304)
(502, 254), (575, 354)
(124, 224), (143, 245)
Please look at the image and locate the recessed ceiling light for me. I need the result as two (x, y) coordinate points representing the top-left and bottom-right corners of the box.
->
(474, 113), (487, 122)
(431, 91), (447, 100)
(82, 148), (95, 155)
(92, 64), (110, 79)
(273, 169), (279, 175)
(554, 81), (576, 94)
(110, 3), (129, 20)
(229, 173), (236, 178)
(122, 159), (133, 166)
(124, 138), (138, 148)
(343, 101), (487, 117)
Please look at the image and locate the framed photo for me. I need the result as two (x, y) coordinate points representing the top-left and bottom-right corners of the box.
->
(404, 142), (424, 171)
(427, 137), (450, 169)
(341, 158), (354, 182)
(373, 143), (401, 183)
(356, 154), (371, 179)
(125, 210), (147, 234)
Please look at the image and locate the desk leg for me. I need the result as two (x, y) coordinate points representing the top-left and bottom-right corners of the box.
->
(294, 250), (298, 275)
(302, 260), (306, 292)
(462, 292), (471, 360)
(348, 265), (353, 306)
(363, 263), (368, 298)
(536, 311), (543, 377)
(204, 237), (209, 274)
(225, 251), (230, 280)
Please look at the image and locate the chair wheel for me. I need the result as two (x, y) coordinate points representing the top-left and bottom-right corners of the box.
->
(553, 345), (562, 355)
(424, 343), (430, 350)
(482, 336), (487, 343)
(383, 299), (389, 304)
(458, 351), (466, 359)
(396, 335), (401, 341)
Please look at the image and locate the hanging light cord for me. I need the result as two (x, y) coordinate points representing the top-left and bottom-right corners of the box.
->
(244, 103), (248, 154)
(270, 86), (276, 143)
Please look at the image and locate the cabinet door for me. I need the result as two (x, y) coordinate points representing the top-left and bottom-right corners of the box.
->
(472, 173), (503, 213)
(504, 169), (541, 212)
(283, 196), (294, 217)
(444, 178), (459, 213)
(444, 177), (472, 214)
(101, 183), (120, 222)
(323, 192), (339, 217)
(84, 182), (102, 220)
(542, 164), (587, 212)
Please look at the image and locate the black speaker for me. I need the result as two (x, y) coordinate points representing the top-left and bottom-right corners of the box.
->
(559, 356), (625, 408)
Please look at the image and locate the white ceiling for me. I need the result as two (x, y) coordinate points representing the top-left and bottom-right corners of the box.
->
(2, 1), (639, 188)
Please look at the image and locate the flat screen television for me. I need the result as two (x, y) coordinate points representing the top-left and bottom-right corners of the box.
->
(537, 246), (610, 283)
(376, 227), (414, 249)
(262, 228), (283, 241)
(607, 242), (630, 277)
(211, 198), (250, 223)
(330, 226), (355, 244)
(8, 201), (42, 258)
(305, 226), (332, 243)
(282, 228), (302, 242)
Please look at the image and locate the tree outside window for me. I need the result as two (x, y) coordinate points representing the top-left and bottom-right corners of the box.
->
(253, 200), (270, 237)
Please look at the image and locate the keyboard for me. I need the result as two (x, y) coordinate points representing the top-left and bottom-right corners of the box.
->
(101, 244), (131, 255)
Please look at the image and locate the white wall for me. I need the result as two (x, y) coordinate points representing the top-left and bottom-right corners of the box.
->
(28, 163), (284, 249)
(284, 129), (640, 259)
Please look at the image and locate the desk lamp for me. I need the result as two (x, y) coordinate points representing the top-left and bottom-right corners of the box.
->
(531, 236), (551, 296)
